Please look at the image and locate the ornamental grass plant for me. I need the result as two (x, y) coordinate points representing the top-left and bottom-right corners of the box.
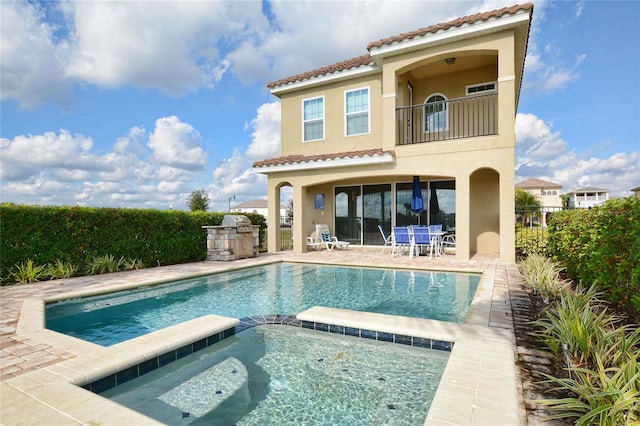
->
(519, 254), (569, 304)
(8, 259), (46, 284)
(531, 284), (640, 425)
(45, 259), (79, 280)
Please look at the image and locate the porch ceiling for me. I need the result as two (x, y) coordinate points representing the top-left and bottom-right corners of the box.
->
(406, 54), (496, 80)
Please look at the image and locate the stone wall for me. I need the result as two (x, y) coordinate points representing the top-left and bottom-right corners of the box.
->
(203, 226), (259, 261)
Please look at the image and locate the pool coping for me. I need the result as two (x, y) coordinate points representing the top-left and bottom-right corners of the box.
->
(1, 252), (521, 425)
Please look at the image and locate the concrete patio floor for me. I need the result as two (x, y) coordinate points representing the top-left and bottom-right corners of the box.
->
(1, 248), (531, 425)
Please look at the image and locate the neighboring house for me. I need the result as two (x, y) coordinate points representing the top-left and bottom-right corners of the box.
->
(231, 199), (286, 222)
(567, 187), (610, 209)
(515, 178), (563, 227)
(631, 186), (640, 197)
(253, 4), (533, 263)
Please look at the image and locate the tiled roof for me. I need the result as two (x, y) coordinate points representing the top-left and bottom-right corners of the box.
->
(232, 199), (268, 209)
(568, 187), (609, 193)
(515, 178), (562, 189)
(252, 149), (394, 169)
(267, 3), (533, 90)
(267, 55), (374, 89)
(367, 3), (534, 50)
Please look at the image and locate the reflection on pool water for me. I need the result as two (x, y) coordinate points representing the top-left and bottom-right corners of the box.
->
(46, 262), (480, 346)
(100, 325), (450, 425)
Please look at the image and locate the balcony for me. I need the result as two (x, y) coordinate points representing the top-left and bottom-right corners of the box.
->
(396, 93), (497, 145)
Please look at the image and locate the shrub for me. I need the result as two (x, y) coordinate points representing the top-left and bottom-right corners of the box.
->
(519, 254), (569, 303)
(0, 204), (267, 283)
(547, 197), (640, 316)
(8, 259), (46, 284)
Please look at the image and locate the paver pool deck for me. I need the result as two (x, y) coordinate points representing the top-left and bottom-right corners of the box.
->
(1, 249), (529, 425)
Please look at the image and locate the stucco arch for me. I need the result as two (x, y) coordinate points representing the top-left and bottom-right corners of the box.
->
(267, 180), (292, 252)
(469, 167), (500, 256)
(395, 49), (498, 77)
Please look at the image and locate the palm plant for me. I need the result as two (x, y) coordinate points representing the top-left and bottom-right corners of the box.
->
(515, 188), (541, 227)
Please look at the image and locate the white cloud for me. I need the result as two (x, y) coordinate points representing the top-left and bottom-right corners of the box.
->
(63, 1), (249, 93)
(515, 113), (640, 196)
(0, 2), (73, 109)
(245, 102), (281, 160)
(1, 1), (268, 107)
(0, 130), (103, 181)
(0, 115), (212, 209)
(147, 116), (207, 170)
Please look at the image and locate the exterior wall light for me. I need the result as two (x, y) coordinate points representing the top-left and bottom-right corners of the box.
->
(445, 57), (456, 65)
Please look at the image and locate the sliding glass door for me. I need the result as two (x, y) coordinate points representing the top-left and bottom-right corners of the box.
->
(363, 184), (392, 245)
(335, 181), (454, 245)
(334, 186), (361, 244)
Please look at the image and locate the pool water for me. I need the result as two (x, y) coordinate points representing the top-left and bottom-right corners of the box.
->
(100, 325), (450, 425)
(46, 262), (480, 346)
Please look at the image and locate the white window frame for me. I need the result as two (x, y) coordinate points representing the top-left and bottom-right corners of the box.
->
(465, 81), (497, 96)
(344, 86), (370, 137)
(424, 93), (448, 132)
(302, 96), (325, 142)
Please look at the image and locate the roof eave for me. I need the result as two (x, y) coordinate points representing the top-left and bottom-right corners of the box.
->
(368, 9), (532, 63)
(270, 64), (380, 96)
(254, 152), (395, 174)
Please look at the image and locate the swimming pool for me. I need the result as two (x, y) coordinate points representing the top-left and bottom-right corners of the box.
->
(46, 262), (480, 346)
(100, 325), (450, 425)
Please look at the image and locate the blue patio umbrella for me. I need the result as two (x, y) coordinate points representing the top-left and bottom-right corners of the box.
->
(411, 176), (424, 224)
(429, 186), (440, 225)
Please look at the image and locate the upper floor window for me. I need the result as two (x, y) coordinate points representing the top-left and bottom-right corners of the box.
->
(303, 96), (324, 142)
(345, 87), (370, 136)
(466, 81), (497, 96)
(424, 94), (448, 132)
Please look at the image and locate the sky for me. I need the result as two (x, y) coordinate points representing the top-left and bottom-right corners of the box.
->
(1, 0), (639, 211)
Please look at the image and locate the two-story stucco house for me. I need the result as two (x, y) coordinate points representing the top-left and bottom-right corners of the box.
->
(253, 3), (533, 263)
(567, 187), (610, 209)
(515, 178), (563, 227)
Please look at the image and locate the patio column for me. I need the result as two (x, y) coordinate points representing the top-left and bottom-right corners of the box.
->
(455, 174), (470, 261)
(267, 180), (281, 253)
(292, 184), (307, 254)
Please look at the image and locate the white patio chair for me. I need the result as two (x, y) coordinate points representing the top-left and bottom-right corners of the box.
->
(306, 231), (323, 250)
(315, 224), (350, 251)
(378, 224), (393, 254)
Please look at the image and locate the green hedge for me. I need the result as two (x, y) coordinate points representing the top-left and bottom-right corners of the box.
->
(547, 197), (640, 314)
(0, 204), (266, 284)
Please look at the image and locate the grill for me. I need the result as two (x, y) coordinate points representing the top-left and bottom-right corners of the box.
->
(222, 215), (253, 233)
(203, 215), (258, 261)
